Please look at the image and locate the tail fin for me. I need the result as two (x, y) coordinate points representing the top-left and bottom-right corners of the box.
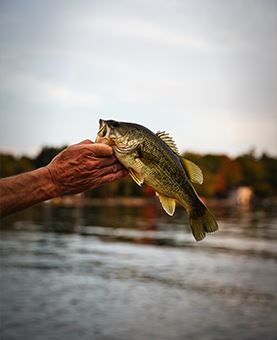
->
(189, 208), (218, 241)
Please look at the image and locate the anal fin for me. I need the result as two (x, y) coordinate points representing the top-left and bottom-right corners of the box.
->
(156, 192), (176, 216)
(129, 168), (144, 186)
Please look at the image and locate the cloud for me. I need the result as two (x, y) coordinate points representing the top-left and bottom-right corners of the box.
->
(77, 15), (213, 51)
(0, 0), (276, 156)
(71, 8), (271, 55)
(0, 71), (100, 107)
(182, 111), (277, 156)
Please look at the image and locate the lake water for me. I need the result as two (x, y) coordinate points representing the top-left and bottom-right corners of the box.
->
(0, 200), (276, 340)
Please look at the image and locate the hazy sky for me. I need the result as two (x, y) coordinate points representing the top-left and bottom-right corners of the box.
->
(0, 0), (276, 156)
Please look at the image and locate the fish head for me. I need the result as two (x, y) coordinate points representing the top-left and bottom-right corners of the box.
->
(95, 119), (142, 151)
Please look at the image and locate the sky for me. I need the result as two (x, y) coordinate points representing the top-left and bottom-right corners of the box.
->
(0, 0), (276, 157)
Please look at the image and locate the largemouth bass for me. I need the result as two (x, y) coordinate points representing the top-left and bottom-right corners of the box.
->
(95, 119), (218, 241)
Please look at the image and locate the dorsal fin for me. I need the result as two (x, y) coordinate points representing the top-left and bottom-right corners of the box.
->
(181, 158), (203, 185)
(156, 131), (179, 155)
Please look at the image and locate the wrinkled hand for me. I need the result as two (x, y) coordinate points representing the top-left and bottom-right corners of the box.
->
(47, 139), (128, 195)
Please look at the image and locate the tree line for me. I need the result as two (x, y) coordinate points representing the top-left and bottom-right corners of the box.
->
(0, 146), (276, 199)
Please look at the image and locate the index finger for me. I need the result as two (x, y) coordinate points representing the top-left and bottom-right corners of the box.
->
(76, 139), (94, 145)
(86, 143), (114, 157)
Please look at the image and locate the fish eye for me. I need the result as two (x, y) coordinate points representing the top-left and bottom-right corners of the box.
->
(111, 121), (120, 128)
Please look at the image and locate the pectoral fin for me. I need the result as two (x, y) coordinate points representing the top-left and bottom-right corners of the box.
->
(156, 193), (176, 216)
(129, 168), (144, 186)
(181, 158), (203, 184)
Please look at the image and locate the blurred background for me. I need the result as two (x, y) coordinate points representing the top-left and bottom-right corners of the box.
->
(0, 1), (276, 339)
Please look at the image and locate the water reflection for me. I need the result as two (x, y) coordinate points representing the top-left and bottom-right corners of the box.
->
(2, 201), (277, 251)
(1, 201), (277, 340)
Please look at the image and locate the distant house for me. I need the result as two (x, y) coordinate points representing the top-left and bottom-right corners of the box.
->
(236, 186), (253, 205)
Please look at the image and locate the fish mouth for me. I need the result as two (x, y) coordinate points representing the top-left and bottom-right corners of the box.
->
(95, 119), (114, 145)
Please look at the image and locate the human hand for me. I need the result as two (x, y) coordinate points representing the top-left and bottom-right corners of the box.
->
(47, 139), (128, 196)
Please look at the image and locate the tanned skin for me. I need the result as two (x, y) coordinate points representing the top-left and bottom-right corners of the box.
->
(0, 140), (127, 217)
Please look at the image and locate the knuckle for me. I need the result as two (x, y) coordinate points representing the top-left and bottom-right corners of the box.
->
(83, 139), (92, 144)
(112, 164), (118, 173)
(93, 161), (101, 169)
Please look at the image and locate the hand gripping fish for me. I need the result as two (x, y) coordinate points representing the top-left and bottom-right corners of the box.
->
(96, 119), (218, 241)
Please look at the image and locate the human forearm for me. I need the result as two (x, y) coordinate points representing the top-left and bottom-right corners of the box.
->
(0, 167), (57, 217)
(0, 141), (127, 217)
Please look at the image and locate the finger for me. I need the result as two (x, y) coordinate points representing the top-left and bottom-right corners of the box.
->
(99, 168), (128, 185)
(85, 143), (114, 157)
(86, 156), (118, 169)
(76, 139), (94, 145)
(96, 163), (125, 177)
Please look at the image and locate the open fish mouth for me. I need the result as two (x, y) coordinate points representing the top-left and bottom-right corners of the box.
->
(95, 119), (113, 145)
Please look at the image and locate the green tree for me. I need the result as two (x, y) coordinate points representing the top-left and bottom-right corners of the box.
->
(34, 146), (66, 168)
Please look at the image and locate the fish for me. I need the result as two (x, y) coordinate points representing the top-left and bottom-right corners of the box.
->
(95, 119), (218, 241)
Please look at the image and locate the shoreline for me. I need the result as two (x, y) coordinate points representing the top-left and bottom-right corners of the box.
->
(49, 195), (277, 208)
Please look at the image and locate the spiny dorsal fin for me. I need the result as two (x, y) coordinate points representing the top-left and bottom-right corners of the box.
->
(156, 192), (176, 216)
(156, 131), (179, 155)
(129, 168), (144, 186)
(182, 158), (203, 185)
